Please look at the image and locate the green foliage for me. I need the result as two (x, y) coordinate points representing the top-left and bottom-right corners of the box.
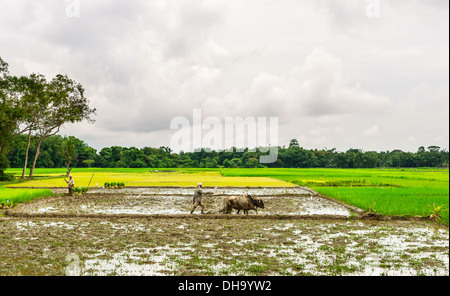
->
(60, 137), (77, 176)
(367, 201), (377, 214)
(427, 203), (449, 222)
(3, 128), (449, 172)
(83, 159), (95, 168)
(0, 57), (22, 177)
(7, 134), (96, 169)
(0, 187), (52, 205)
(0, 172), (14, 181)
(6, 136), (449, 170)
(73, 187), (89, 195)
(0, 56), (96, 178)
(0, 154), (12, 180)
(222, 168), (449, 225)
(0, 200), (14, 209)
(103, 182), (125, 188)
(289, 139), (300, 148)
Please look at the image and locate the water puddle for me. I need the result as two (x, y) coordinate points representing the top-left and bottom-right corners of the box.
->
(2, 218), (448, 276)
(17, 187), (352, 217)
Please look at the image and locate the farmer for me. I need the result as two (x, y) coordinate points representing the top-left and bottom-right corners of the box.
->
(64, 175), (75, 196)
(190, 182), (213, 214)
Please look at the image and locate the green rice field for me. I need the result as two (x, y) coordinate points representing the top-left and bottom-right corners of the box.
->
(221, 168), (449, 225)
(3, 167), (449, 225)
(3, 168), (294, 188)
(0, 187), (52, 206)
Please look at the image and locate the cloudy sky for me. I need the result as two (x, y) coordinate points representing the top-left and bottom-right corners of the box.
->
(0, 0), (448, 153)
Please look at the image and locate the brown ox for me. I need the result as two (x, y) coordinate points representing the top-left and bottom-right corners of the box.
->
(219, 194), (265, 215)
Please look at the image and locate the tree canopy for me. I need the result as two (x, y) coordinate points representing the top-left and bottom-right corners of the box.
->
(6, 135), (449, 170)
(0, 56), (96, 179)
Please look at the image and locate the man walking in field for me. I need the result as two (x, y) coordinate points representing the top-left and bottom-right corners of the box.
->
(190, 182), (213, 214)
(64, 175), (75, 196)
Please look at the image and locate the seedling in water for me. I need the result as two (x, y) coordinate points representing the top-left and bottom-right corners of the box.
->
(367, 201), (377, 213)
(427, 203), (449, 222)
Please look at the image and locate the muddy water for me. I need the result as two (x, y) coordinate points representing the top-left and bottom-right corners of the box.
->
(3, 187), (448, 276)
(17, 187), (352, 217)
(1, 217), (448, 276)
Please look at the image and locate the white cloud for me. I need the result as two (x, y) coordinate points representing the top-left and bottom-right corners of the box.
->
(363, 125), (379, 137)
(0, 0), (448, 152)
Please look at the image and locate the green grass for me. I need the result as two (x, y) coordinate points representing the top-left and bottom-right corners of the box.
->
(221, 168), (449, 225)
(3, 167), (449, 225)
(0, 187), (53, 205)
(4, 167), (294, 188)
(316, 186), (448, 217)
(5, 167), (220, 176)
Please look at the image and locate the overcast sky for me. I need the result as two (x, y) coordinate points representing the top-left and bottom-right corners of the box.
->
(1, 0), (448, 153)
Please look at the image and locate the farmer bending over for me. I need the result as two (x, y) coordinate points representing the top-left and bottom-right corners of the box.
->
(190, 182), (213, 214)
(64, 175), (75, 196)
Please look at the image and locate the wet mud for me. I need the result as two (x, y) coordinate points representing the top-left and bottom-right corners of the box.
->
(11, 187), (353, 217)
(1, 187), (448, 276)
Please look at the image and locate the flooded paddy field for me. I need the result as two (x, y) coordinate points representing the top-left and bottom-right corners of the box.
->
(0, 217), (447, 276)
(1, 187), (448, 276)
(10, 187), (353, 217)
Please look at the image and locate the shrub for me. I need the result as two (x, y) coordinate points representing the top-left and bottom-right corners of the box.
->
(428, 203), (449, 222)
(0, 172), (14, 181)
(103, 181), (125, 188)
(0, 200), (14, 209)
(73, 187), (89, 195)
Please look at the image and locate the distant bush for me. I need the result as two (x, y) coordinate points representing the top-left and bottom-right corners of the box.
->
(104, 182), (125, 188)
(0, 172), (14, 181)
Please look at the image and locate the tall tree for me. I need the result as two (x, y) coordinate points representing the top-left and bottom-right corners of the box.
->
(289, 138), (300, 149)
(29, 74), (96, 177)
(0, 57), (24, 179)
(0, 57), (11, 158)
(60, 138), (77, 177)
(12, 74), (48, 179)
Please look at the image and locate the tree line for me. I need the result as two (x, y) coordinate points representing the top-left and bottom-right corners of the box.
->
(4, 135), (449, 174)
(2, 55), (448, 179)
(0, 57), (96, 180)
